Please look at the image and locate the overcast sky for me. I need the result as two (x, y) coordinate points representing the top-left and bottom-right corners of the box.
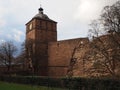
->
(0, 0), (118, 43)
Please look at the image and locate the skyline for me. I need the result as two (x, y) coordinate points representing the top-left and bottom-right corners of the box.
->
(0, 0), (118, 43)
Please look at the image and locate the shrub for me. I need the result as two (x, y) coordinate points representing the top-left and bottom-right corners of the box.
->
(0, 76), (120, 90)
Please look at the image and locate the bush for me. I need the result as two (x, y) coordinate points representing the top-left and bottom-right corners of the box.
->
(62, 77), (120, 90)
(0, 76), (120, 90)
(0, 76), (62, 88)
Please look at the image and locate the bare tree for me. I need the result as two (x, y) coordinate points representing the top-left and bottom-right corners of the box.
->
(15, 42), (26, 69)
(25, 39), (35, 73)
(0, 41), (17, 72)
(83, 35), (120, 77)
(101, 1), (120, 33)
(67, 44), (79, 77)
(86, 1), (120, 77)
(67, 40), (86, 77)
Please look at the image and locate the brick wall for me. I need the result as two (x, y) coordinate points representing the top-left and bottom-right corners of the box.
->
(48, 38), (89, 77)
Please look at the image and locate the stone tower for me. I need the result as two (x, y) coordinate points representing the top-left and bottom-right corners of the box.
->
(26, 7), (57, 76)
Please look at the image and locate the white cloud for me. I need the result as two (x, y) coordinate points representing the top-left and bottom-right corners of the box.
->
(0, 0), (119, 42)
(0, 39), (5, 43)
(74, 0), (118, 24)
(7, 34), (13, 39)
(3, 29), (25, 42)
(12, 29), (24, 42)
(74, 0), (100, 23)
(0, 19), (6, 27)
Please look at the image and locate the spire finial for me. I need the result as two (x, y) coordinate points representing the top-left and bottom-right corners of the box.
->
(38, 4), (43, 14)
(40, 4), (42, 8)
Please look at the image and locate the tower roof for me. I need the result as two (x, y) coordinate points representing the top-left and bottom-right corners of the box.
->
(26, 6), (57, 25)
(33, 7), (49, 20)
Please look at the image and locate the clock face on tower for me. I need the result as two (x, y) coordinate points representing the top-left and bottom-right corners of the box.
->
(29, 23), (32, 30)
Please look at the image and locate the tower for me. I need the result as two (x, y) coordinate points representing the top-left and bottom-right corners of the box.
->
(26, 7), (57, 76)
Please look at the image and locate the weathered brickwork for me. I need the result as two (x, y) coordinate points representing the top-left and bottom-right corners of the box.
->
(76, 34), (120, 77)
(48, 38), (89, 77)
(25, 7), (57, 76)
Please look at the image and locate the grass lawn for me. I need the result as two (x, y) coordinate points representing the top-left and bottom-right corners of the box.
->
(0, 81), (65, 90)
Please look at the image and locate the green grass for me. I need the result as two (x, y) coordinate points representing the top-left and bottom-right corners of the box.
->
(0, 81), (65, 90)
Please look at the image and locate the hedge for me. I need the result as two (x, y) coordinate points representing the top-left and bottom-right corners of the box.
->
(62, 77), (120, 90)
(0, 76), (120, 90)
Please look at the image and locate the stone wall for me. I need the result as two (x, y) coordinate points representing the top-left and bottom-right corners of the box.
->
(48, 38), (89, 77)
(76, 34), (120, 77)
